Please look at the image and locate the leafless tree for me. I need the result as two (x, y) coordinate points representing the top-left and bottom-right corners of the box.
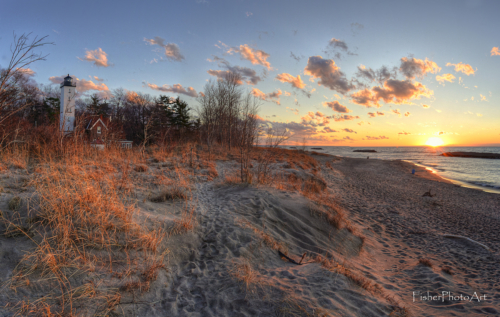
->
(0, 32), (53, 125)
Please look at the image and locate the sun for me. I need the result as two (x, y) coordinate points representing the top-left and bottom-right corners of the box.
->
(425, 137), (444, 147)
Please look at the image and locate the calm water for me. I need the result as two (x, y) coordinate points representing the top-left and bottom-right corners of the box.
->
(297, 146), (500, 193)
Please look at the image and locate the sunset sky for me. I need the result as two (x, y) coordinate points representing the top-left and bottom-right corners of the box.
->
(1, 0), (499, 146)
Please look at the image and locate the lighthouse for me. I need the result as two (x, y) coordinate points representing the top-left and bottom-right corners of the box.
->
(60, 74), (76, 134)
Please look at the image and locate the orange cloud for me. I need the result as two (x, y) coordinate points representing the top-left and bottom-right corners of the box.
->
(49, 75), (110, 94)
(324, 101), (351, 113)
(399, 57), (441, 79)
(227, 44), (271, 69)
(304, 56), (354, 94)
(17, 68), (36, 76)
(275, 73), (305, 89)
(391, 109), (401, 117)
(422, 104), (430, 108)
(436, 73), (456, 84)
(446, 62), (475, 75)
(301, 111), (330, 126)
(251, 88), (282, 105)
(78, 48), (111, 67)
(145, 82), (198, 97)
(350, 79), (433, 108)
(404, 111), (411, 117)
(491, 47), (500, 56)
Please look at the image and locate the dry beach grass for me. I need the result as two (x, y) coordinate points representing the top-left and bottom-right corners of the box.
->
(0, 142), (498, 316)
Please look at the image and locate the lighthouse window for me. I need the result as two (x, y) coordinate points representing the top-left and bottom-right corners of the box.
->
(97, 126), (101, 134)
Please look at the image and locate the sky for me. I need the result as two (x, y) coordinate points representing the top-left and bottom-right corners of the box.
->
(1, 0), (499, 146)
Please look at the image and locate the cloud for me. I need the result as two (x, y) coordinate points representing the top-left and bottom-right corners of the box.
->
(284, 91), (291, 97)
(246, 12), (253, 17)
(365, 135), (389, 140)
(342, 128), (356, 134)
(144, 82), (199, 97)
(286, 107), (299, 115)
(480, 94), (488, 101)
(144, 37), (184, 62)
(446, 62), (475, 75)
(328, 38), (348, 51)
(350, 23), (364, 36)
(322, 127), (337, 133)
(422, 104), (430, 108)
(391, 109), (401, 117)
(357, 121), (370, 126)
(275, 73), (306, 89)
(301, 111), (330, 126)
(399, 57), (440, 79)
(304, 56), (354, 94)
(251, 88), (282, 105)
(290, 52), (302, 62)
(398, 131), (411, 135)
(77, 48), (111, 67)
(350, 79), (433, 108)
(491, 47), (500, 56)
(324, 38), (356, 59)
(404, 111), (411, 117)
(93, 76), (104, 82)
(257, 118), (318, 140)
(17, 68), (36, 76)
(367, 111), (385, 118)
(477, 113), (483, 117)
(227, 44), (271, 69)
(355, 65), (396, 83)
(343, 136), (355, 141)
(436, 73), (456, 84)
(207, 56), (262, 85)
(324, 101), (351, 113)
(49, 75), (110, 95)
(331, 114), (360, 122)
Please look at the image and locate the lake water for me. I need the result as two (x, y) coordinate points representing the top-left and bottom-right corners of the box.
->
(296, 146), (500, 193)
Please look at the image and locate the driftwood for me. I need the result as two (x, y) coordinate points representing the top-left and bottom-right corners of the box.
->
(443, 234), (491, 251)
(278, 251), (308, 265)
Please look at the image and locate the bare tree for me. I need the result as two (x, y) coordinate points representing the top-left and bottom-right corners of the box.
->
(0, 32), (53, 125)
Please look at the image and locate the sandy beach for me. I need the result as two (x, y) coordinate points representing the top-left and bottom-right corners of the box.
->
(1, 150), (499, 316)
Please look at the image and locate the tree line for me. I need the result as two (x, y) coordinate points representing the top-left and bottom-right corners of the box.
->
(0, 33), (264, 150)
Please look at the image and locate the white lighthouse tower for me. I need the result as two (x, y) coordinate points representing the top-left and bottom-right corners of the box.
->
(60, 74), (76, 134)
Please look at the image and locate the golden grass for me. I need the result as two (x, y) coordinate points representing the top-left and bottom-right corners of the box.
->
(0, 143), (177, 316)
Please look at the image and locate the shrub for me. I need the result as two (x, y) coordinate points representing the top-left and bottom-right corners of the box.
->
(150, 186), (189, 202)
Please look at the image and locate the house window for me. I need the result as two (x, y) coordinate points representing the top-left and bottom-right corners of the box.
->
(97, 126), (101, 134)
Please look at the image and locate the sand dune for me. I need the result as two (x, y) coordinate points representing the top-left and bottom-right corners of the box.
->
(1, 152), (499, 316)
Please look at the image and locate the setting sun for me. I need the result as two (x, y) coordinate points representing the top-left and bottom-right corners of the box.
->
(425, 137), (444, 147)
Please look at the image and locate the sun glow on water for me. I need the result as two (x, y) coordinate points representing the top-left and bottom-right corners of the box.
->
(425, 137), (444, 147)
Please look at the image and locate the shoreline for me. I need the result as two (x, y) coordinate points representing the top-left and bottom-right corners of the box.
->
(326, 153), (500, 195)
(403, 159), (500, 195)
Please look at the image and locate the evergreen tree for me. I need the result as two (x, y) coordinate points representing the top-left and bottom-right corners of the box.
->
(42, 97), (60, 122)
